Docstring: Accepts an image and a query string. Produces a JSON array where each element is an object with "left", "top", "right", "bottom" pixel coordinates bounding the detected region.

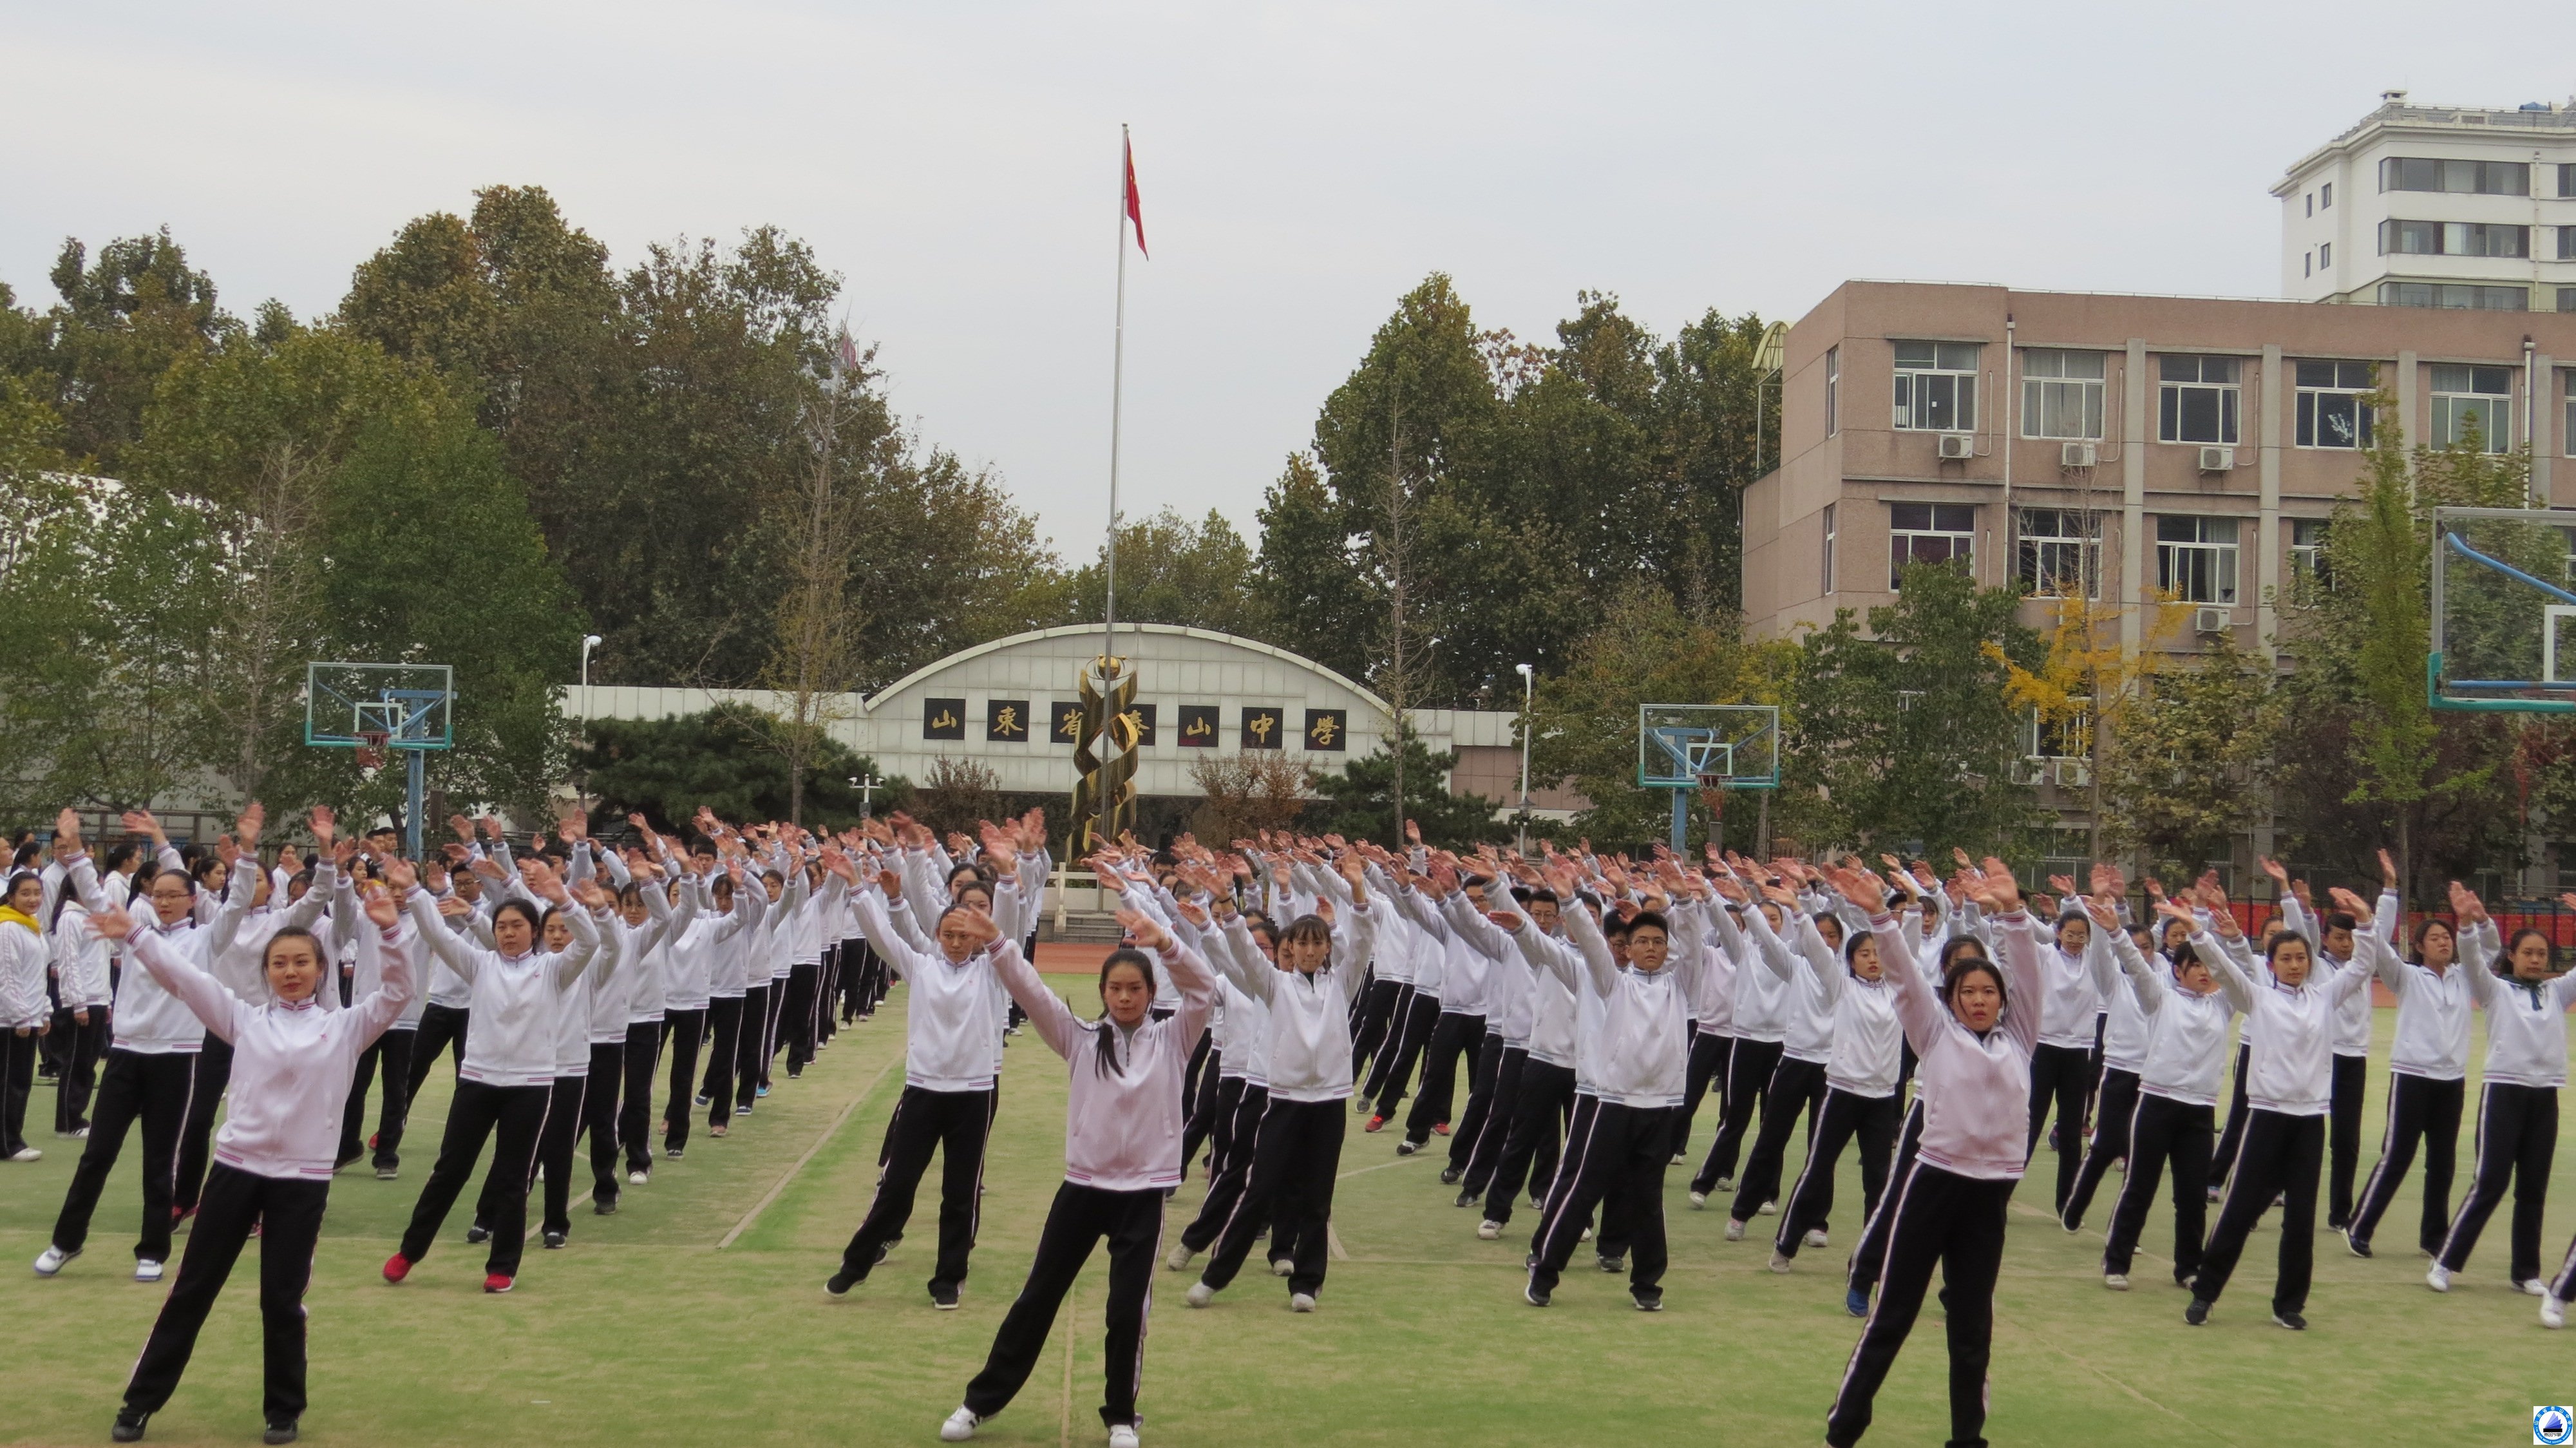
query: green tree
[
  {"left": 1059, "top": 506, "right": 1267, "bottom": 638},
  {"left": 1781, "top": 562, "right": 2043, "bottom": 858},
  {"left": 2095, "top": 633, "right": 2280, "bottom": 877},
  {"left": 575, "top": 704, "right": 901, "bottom": 832},
  {"left": 12, "top": 229, "right": 236, "bottom": 470},
  {"left": 1305, "top": 730, "right": 1500, "bottom": 848}
]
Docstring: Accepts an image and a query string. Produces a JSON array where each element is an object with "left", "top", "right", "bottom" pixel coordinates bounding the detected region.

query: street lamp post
[
  {"left": 1514, "top": 662, "right": 1534, "bottom": 853},
  {"left": 578, "top": 634, "right": 603, "bottom": 807},
  {"left": 850, "top": 773, "right": 884, "bottom": 819}
]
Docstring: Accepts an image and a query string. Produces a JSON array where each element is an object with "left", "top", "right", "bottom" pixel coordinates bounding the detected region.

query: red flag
[
  {"left": 835, "top": 325, "right": 860, "bottom": 374},
  {"left": 1123, "top": 131, "right": 1148, "bottom": 259}
]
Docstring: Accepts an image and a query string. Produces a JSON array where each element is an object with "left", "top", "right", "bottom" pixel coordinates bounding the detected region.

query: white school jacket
[
  {"left": 402, "top": 890, "right": 599, "bottom": 1087},
  {"left": 2375, "top": 934, "right": 2474, "bottom": 1082},
  {"left": 996, "top": 937, "right": 1215, "bottom": 1191},
  {"left": 2035, "top": 924, "right": 2107, "bottom": 1051},
  {"left": 1206, "top": 899, "right": 1378, "bottom": 1103},
  {"left": 1743, "top": 907, "right": 1834, "bottom": 1065},
  {"left": 1867, "top": 909, "right": 2044, "bottom": 1181},
  {"left": 66, "top": 853, "right": 204, "bottom": 1054},
  {"left": 2115, "top": 932, "right": 2233, "bottom": 1108},
  {"left": 0, "top": 911, "right": 46, "bottom": 1029},
  {"left": 2090, "top": 928, "right": 2153, "bottom": 1075},
  {"left": 1441, "top": 891, "right": 1528, "bottom": 1045},
  {"left": 1493, "top": 891, "right": 1578, "bottom": 1069},
  {"left": 127, "top": 920, "right": 412, "bottom": 1181},
  {"left": 1549, "top": 901, "right": 1694, "bottom": 1109},
  {"left": 1807, "top": 944, "right": 1902, "bottom": 1100},
  {"left": 48, "top": 901, "right": 113, "bottom": 1011},
  {"left": 848, "top": 886, "right": 1004, "bottom": 1093},
  {"left": 2192, "top": 922, "right": 2376, "bottom": 1117},
  {"left": 1209, "top": 920, "right": 1273, "bottom": 1087},
  {"left": 2456, "top": 920, "right": 2576, "bottom": 1088}
]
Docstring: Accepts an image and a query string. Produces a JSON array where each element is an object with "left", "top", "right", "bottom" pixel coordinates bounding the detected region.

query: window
[
  {"left": 1821, "top": 502, "right": 1836, "bottom": 593},
  {"left": 2378, "top": 281, "right": 2529, "bottom": 310},
  {"left": 2294, "top": 359, "right": 2376, "bottom": 448},
  {"left": 2020, "top": 349, "right": 2105, "bottom": 439},
  {"left": 2291, "top": 518, "right": 2331, "bottom": 595},
  {"left": 1888, "top": 502, "right": 1974, "bottom": 588},
  {"left": 2304, "top": 193, "right": 2313, "bottom": 217},
  {"left": 1824, "top": 347, "right": 1838, "bottom": 436},
  {"left": 2156, "top": 517, "right": 2240, "bottom": 604},
  {"left": 2380, "top": 157, "right": 2530, "bottom": 195},
  {"left": 2430, "top": 364, "right": 2514, "bottom": 453},
  {"left": 2157, "top": 356, "right": 2240, "bottom": 444},
  {"left": 2561, "top": 227, "right": 2576, "bottom": 261},
  {"left": 2322, "top": 181, "right": 2333, "bottom": 208},
  {"left": 2319, "top": 242, "right": 2331, "bottom": 267},
  {"left": 2304, "top": 251, "right": 2313, "bottom": 277},
  {"left": 2565, "top": 163, "right": 2576, "bottom": 198},
  {"left": 2561, "top": 526, "right": 2576, "bottom": 584},
  {"left": 1892, "top": 341, "right": 1978, "bottom": 431},
  {"left": 2016, "top": 508, "right": 2099, "bottom": 598},
  {"left": 2380, "top": 220, "right": 2529, "bottom": 257},
  {"left": 2018, "top": 704, "right": 2091, "bottom": 761},
  {"left": 2567, "top": 370, "right": 2576, "bottom": 459},
  {"left": 2562, "top": 287, "right": 2576, "bottom": 314}
]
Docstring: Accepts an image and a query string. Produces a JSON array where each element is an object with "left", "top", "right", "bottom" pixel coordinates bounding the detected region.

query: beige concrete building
[{"left": 1740, "top": 281, "right": 2576, "bottom": 856}]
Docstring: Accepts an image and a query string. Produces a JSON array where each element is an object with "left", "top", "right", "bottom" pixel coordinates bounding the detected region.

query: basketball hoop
[{"left": 355, "top": 730, "right": 390, "bottom": 770}]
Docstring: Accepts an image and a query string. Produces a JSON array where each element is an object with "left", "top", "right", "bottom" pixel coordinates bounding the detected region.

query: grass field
[{"left": 1, "top": 960, "right": 2568, "bottom": 1448}]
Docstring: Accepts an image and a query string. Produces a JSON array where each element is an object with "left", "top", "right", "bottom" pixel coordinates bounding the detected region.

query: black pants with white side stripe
[
  {"left": 1182, "top": 1051, "right": 1225, "bottom": 1170},
  {"left": 2327, "top": 1051, "right": 2365, "bottom": 1228},
  {"left": 402, "top": 1078, "right": 549, "bottom": 1277},
  {"left": 2023, "top": 1041, "right": 2089, "bottom": 1214},
  {"left": 1448, "top": 1031, "right": 1508, "bottom": 1174},
  {"left": 339, "top": 1027, "right": 413, "bottom": 1173},
  {"left": 732, "top": 984, "right": 771, "bottom": 1110},
  {"left": 701, "top": 996, "right": 746, "bottom": 1124},
  {"left": 1200, "top": 1096, "right": 1343, "bottom": 1297},
  {"left": 0, "top": 1024, "right": 37, "bottom": 1156},
  {"left": 782, "top": 962, "right": 821, "bottom": 1073},
  {"left": 2191, "top": 1107, "right": 2322, "bottom": 1316},
  {"left": 2101, "top": 1091, "right": 2212, "bottom": 1282},
  {"left": 1459, "top": 1044, "right": 1526, "bottom": 1193},
  {"left": 1482, "top": 1056, "right": 1571, "bottom": 1226},
  {"left": 964, "top": 1181, "right": 1163, "bottom": 1429},
  {"left": 660, "top": 1008, "right": 705, "bottom": 1152},
  {"left": 1347, "top": 978, "right": 1405, "bottom": 1086},
  {"left": 2351, "top": 1070, "right": 2463, "bottom": 1253},
  {"left": 1181, "top": 1081, "right": 1267, "bottom": 1253},
  {"left": 620, "top": 1020, "right": 662, "bottom": 1173},
  {"left": 1845, "top": 1095, "right": 1926, "bottom": 1296},
  {"left": 1777, "top": 1087, "right": 1898, "bottom": 1259},
  {"left": 405, "top": 1003, "right": 468, "bottom": 1099},
  {"left": 1367, "top": 990, "right": 1441, "bottom": 1120},
  {"left": 2061, "top": 1065, "right": 2141, "bottom": 1230},
  {"left": 1825, "top": 1162, "right": 2011, "bottom": 1448},
  {"left": 53, "top": 1047, "right": 193, "bottom": 1261},
  {"left": 1693, "top": 1036, "right": 1781, "bottom": 1194},
  {"left": 838, "top": 1084, "right": 994, "bottom": 1295},
  {"left": 2442, "top": 1080, "right": 2555, "bottom": 1283},
  {"left": 1730, "top": 1054, "right": 1826, "bottom": 1224},
  {"left": 1671, "top": 1031, "right": 1732, "bottom": 1161},
  {"left": 2211, "top": 1042, "right": 2252, "bottom": 1191},
  {"left": 1529, "top": 1099, "right": 1673, "bottom": 1302},
  {"left": 1402, "top": 1010, "right": 1484, "bottom": 1143},
  {"left": 581, "top": 1042, "right": 625, "bottom": 1203},
  {"left": 50, "top": 1004, "right": 108, "bottom": 1135},
  {"left": 174, "top": 1035, "right": 232, "bottom": 1212},
  {"left": 122, "top": 1163, "right": 329, "bottom": 1425}
]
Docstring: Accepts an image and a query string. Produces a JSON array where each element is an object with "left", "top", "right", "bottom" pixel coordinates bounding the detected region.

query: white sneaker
[
  {"left": 938, "top": 1407, "right": 980, "bottom": 1442},
  {"left": 1164, "top": 1243, "right": 1195, "bottom": 1272},
  {"left": 2520, "top": 1278, "right": 2550, "bottom": 1297},
  {"left": 1267, "top": 1258, "right": 1292, "bottom": 1277},
  {"left": 1477, "top": 1220, "right": 1501, "bottom": 1240},
  {"left": 1803, "top": 1228, "right": 1828, "bottom": 1249},
  {"left": 1688, "top": 1191, "right": 1707, "bottom": 1210},
  {"left": 2545, "top": 1293, "right": 2568, "bottom": 1330},
  {"left": 1579, "top": 1226, "right": 1592, "bottom": 1243},
  {"left": 1724, "top": 1220, "right": 1746, "bottom": 1242},
  {"left": 2426, "top": 1264, "right": 2452, "bottom": 1293},
  {"left": 2103, "top": 1273, "right": 2130, "bottom": 1291},
  {"left": 628, "top": 1170, "right": 648, "bottom": 1186},
  {"left": 5, "top": 1147, "right": 41, "bottom": 1163},
  {"left": 1714, "top": 1177, "right": 1734, "bottom": 1192},
  {"left": 134, "top": 1259, "right": 164, "bottom": 1284},
  {"left": 1767, "top": 1251, "right": 1794, "bottom": 1274},
  {"left": 1757, "top": 1199, "right": 1777, "bottom": 1216},
  {"left": 1184, "top": 1282, "right": 1215, "bottom": 1308},
  {"left": 33, "top": 1245, "right": 75, "bottom": 1277},
  {"left": 1108, "top": 1426, "right": 1140, "bottom": 1448},
  {"left": 1288, "top": 1292, "right": 1316, "bottom": 1313}
]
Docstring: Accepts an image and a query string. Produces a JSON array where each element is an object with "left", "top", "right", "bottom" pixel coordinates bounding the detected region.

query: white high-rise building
[{"left": 2275, "top": 90, "right": 2576, "bottom": 313}]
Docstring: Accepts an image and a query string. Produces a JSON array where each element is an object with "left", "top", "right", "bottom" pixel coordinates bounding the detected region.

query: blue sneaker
[{"left": 1844, "top": 1287, "right": 1870, "bottom": 1319}]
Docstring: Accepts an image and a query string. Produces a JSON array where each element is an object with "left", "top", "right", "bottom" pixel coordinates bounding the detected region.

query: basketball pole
[
  {"left": 405, "top": 748, "right": 425, "bottom": 861},
  {"left": 1669, "top": 788, "right": 1687, "bottom": 855}
]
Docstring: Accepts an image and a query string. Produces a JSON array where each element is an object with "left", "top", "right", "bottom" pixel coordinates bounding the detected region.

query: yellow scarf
[{"left": 0, "top": 906, "right": 39, "bottom": 935}]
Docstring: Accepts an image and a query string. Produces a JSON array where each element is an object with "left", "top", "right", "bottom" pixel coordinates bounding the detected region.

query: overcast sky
[{"left": 5, "top": 3, "right": 2568, "bottom": 556}]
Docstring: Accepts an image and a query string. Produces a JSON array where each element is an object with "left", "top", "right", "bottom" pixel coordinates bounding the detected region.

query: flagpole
[{"left": 1103, "top": 123, "right": 1128, "bottom": 669}]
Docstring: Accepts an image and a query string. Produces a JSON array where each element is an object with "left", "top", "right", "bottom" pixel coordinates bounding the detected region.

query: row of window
[
  {"left": 1851, "top": 342, "right": 2528, "bottom": 452},
  {"left": 2376, "top": 281, "right": 2543, "bottom": 312},
  {"left": 2376, "top": 220, "right": 2576, "bottom": 259},
  {"left": 2377, "top": 157, "right": 2576, "bottom": 197},
  {"left": 1818, "top": 501, "right": 2340, "bottom": 605}
]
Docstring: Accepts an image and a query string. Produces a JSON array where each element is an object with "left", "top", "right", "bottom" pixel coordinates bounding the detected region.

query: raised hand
[
  {"left": 380, "top": 857, "right": 419, "bottom": 894},
  {"left": 2378, "top": 849, "right": 2399, "bottom": 890},
  {"left": 55, "top": 807, "right": 82, "bottom": 852},
  {"left": 1114, "top": 906, "right": 1170, "bottom": 952},
  {"left": 450, "top": 814, "right": 475, "bottom": 844},
  {"left": 363, "top": 884, "right": 402, "bottom": 931},
  {"left": 1821, "top": 863, "right": 1885, "bottom": 915},
  {"left": 1975, "top": 857, "right": 2023, "bottom": 914},
  {"left": 88, "top": 905, "right": 137, "bottom": 940},
  {"left": 236, "top": 801, "right": 266, "bottom": 846}
]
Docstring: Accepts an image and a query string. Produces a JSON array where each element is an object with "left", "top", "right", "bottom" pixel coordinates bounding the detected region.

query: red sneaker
[
  {"left": 1431, "top": 1123, "right": 1452, "bottom": 1136},
  {"left": 367, "top": 1132, "right": 380, "bottom": 1150},
  {"left": 381, "top": 1253, "right": 412, "bottom": 1284},
  {"left": 483, "top": 1273, "right": 514, "bottom": 1293},
  {"left": 1365, "top": 1115, "right": 1387, "bottom": 1134},
  {"left": 171, "top": 1205, "right": 196, "bottom": 1226}
]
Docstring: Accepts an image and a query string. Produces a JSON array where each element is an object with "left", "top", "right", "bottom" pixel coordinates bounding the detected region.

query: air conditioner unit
[
  {"left": 2060, "top": 441, "right": 2098, "bottom": 468},
  {"left": 2197, "top": 445, "right": 2235, "bottom": 472},
  {"left": 2193, "top": 605, "right": 2231, "bottom": 634},
  {"left": 1937, "top": 433, "right": 1976, "bottom": 461},
  {"left": 2051, "top": 759, "right": 2092, "bottom": 788}
]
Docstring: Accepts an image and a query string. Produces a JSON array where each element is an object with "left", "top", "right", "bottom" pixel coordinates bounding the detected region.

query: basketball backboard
[
  {"left": 305, "top": 662, "right": 456, "bottom": 749},
  {"left": 1638, "top": 703, "right": 1780, "bottom": 790},
  {"left": 2429, "top": 507, "right": 2576, "bottom": 715}
]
